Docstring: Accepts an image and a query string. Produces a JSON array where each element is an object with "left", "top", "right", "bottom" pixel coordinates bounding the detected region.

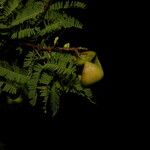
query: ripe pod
[{"left": 81, "top": 61, "right": 104, "bottom": 86}]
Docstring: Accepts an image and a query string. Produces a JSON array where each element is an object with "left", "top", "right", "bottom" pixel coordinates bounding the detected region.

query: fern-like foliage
[
  {"left": 24, "top": 51, "right": 93, "bottom": 115},
  {"left": 0, "top": 0, "right": 95, "bottom": 116},
  {"left": 0, "top": 50, "right": 93, "bottom": 115},
  {"left": 0, "top": 0, "right": 6, "bottom": 6},
  {"left": 50, "top": 1, "right": 86, "bottom": 10},
  {"left": 3, "top": 0, "right": 20, "bottom": 18},
  {"left": 0, "top": 61, "right": 28, "bottom": 95},
  {"left": 0, "top": 0, "right": 86, "bottom": 39},
  {"left": 11, "top": 1, "right": 44, "bottom": 26}
]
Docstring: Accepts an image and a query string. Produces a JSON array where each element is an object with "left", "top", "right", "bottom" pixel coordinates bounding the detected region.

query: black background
[{"left": 0, "top": 0, "right": 113, "bottom": 149}]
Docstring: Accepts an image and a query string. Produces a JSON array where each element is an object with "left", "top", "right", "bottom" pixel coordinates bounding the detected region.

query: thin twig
[{"left": 24, "top": 43, "right": 88, "bottom": 52}]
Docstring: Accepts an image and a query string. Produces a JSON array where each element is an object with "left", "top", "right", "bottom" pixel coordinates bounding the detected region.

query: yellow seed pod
[
  {"left": 81, "top": 61, "right": 104, "bottom": 86},
  {"left": 76, "top": 51, "right": 96, "bottom": 65}
]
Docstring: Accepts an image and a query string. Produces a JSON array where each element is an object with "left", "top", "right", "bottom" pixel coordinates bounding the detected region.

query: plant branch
[{"left": 23, "top": 43, "right": 88, "bottom": 52}]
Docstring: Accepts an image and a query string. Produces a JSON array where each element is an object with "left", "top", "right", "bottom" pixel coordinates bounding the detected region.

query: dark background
[{"left": 0, "top": 0, "right": 113, "bottom": 149}]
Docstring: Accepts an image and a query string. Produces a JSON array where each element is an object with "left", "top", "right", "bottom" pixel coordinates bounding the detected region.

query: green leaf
[
  {"left": 0, "top": 65, "right": 28, "bottom": 85},
  {"left": 11, "top": 2, "right": 44, "bottom": 26},
  {"left": 0, "top": 23, "right": 8, "bottom": 29},
  {"left": 11, "top": 27, "right": 40, "bottom": 39},
  {"left": 3, "top": 0, "right": 20, "bottom": 17},
  {"left": 50, "top": 1, "right": 86, "bottom": 10},
  {"left": 2, "top": 83, "right": 17, "bottom": 94},
  {"left": 41, "top": 12, "right": 83, "bottom": 36},
  {"left": 29, "top": 92, "right": 37, "bottom": 106},
  {"left": 39, "top": 73, "right": 53, "bottom": 85},
  {"left": 0, "top": 0, "right": 6, "bottom": 6},
  {"left": 0, "top": 81, "right": 3, "bottom": 88},
  {"left": 50, "top": 84, "right": 60, "bottom": 116}
]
